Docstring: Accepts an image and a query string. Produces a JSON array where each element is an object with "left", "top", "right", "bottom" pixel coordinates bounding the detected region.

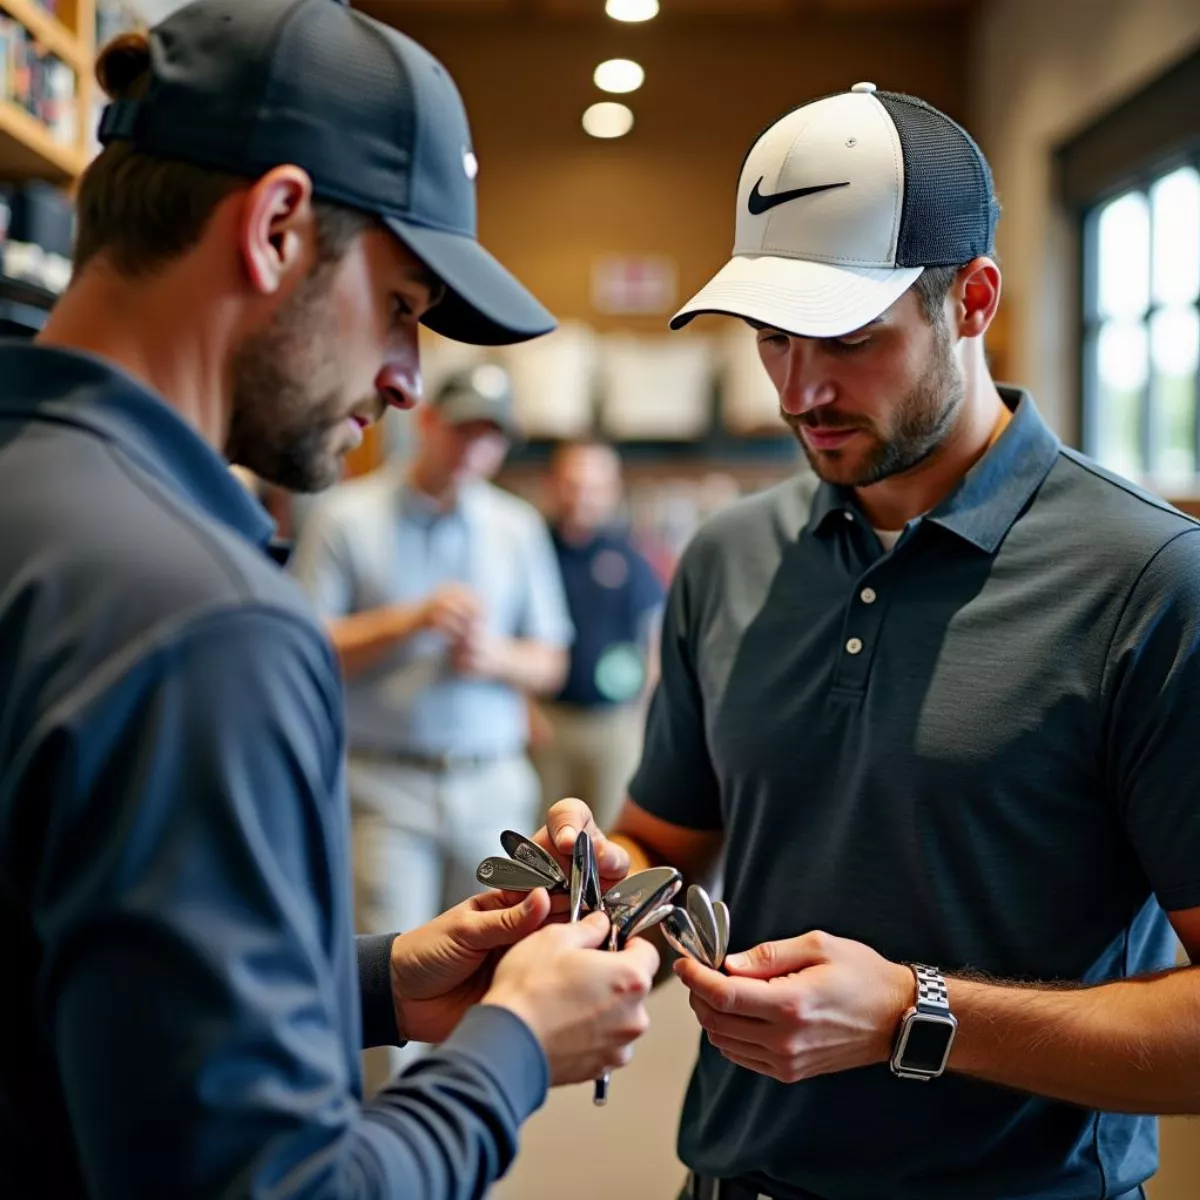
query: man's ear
[
  {"left": 238, "top": 166, "right": 317, "bottom": 296},
  {"left": 954, "top": 257, "right": 1002, "bottom": 340}
]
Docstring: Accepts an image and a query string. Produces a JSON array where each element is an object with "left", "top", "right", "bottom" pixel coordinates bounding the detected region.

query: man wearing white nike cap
[{"left": 558, "top": 82, "right": 1200, "bottom": 1199}]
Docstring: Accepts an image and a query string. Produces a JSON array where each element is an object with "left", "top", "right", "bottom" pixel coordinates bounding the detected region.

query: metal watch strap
[{"left": 910, "top": 963, "right": 951, "bottom": 1014}]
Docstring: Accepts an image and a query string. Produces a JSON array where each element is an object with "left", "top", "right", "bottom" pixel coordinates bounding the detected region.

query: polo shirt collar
[
  {"left": 396, "top": 472, "right": 481, "bottom": 527},
  {"left": 806, "top": 388, "right": 1060, "bottom": 554},
  {"left": 0, "top": 342, "right": 277, "bottom": 552}
]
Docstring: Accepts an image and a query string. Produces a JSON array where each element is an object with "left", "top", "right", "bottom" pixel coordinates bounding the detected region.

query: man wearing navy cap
[
  {"left": 547, "top": 83, "right": 1200, "bottom": 1198},
  {"left": 0, "top": 2, "right": 656, "bottom": 1197}
]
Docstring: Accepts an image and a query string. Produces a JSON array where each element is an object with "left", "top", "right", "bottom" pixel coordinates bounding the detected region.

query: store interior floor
[{"left": 495, "top": 977, "right": 696, "bottom": 1200}]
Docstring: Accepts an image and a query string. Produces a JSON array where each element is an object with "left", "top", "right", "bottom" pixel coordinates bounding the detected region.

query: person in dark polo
[{"left": 544, "top": 82, "right": 1200, "bottom": 1200}]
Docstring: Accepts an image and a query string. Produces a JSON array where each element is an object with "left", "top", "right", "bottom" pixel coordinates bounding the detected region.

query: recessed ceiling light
[
  {"left": 583, "top": 101, "right": 635, "bottom": 139},
  {"left": 605, "top": 0, "right": 659, "bottom": 23},
  {"left": 594, "top": 59, "right": 645, "bottom": 94}
]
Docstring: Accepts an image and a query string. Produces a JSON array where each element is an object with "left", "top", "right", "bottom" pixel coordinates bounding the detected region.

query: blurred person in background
[
  {"left": 291, "top": 364, "right": 572, "bottom": 1079},
  {"left": 533, "top": 439, "right": 665, "bottom": 829}
]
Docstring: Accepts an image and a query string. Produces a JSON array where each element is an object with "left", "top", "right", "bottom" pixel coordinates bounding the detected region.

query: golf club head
[
  {"left": 687, "top": 885, "right": 721, "bottom": 968},
  {"left": 602, "top": 867, "right": 682, "bottom": 921},
  {"left": 500, "top": 829, "right": 566, "bottom": 887},
  {"left": 662, "top": 906, "right": 714, "bottom": 968},
  {"left": 621, "top": 901, "right": 676, "bottom": 948},
  {"left": 713, "top": 900, "right": 731, "bottom": 968},
  {"left": 476, "top": 856, "right": 561, "bottom": 892},
  {"left": 569, "top": 831, "right": 592, "bottom": 923}
]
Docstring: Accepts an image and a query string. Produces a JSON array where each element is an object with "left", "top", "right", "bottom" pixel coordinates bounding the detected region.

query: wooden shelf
[
  {"left": 0, "top": 98, "right": 85, "bottom": 180},
  {"left": 0, "top": 0, "right": 88, "bottom": 71}
]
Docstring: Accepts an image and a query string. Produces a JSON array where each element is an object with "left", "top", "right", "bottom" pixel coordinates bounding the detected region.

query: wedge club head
[
  {"left": 476, "top": 856, "right": 561, "bottom": 892},
  {"left": 500, "top": 829, "right": 566, "bottom": 887}
]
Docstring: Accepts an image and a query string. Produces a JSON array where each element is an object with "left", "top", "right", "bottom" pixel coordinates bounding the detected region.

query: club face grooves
[{"left": 500, "top": 829, "right": 566, "bottom": 886}]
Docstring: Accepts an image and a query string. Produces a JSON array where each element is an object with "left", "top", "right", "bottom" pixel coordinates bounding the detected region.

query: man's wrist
[{"left": 883, "top": 960, "right": 918, "bottom": 1056}]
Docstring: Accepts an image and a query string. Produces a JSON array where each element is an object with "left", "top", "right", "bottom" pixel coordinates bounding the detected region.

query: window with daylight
[
  {"left": 1083, "top": 164, "right": 1200, "bottom": 486},
  {"left": 1056, "top": 46, "right": 1200, "bottom": 490}
]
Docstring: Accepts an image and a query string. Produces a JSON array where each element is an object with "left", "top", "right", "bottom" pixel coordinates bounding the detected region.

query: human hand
[
  {"left": 675, "top": 930, "right": 914, "bottom": 1084},
  {"left": 449, "top": 621, "right": 509, "bottom": 680},
  {"left": 391, "top": 889, "right": 552, "bottom": 1045},
  {"left": 419, "top": 584, "right": 484, "bottom": 642},
  {"left": 483, "top": 911, "right": 659, "bottom": 1085},
  {"left": 534, "top": 797, "right": 631, "bottom": 904}
]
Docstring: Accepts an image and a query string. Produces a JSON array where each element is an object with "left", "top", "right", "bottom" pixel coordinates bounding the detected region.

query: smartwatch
[{"left": 890, "top": 963, "right": 957, "bottom": 1081}]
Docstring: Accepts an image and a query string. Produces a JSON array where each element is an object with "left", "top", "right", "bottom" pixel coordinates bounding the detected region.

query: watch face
[{"left": 899, "top": 1015, "right": 956, "bottom": 1074}]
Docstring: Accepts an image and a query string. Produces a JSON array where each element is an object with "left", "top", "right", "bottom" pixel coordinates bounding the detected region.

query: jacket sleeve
[{"left": 30, "top": 606, "right": 547, "bottom": 1199}]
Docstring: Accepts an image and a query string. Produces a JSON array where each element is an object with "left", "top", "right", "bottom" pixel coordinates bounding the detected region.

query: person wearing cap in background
[
  {"left": 542, "top": 82, "right": 1200, "bottom": 1199},
  {"left": 532, "top": 439, "right": 665, "bottom": 831},
  {"left": 290, "top": 360, "right": 573, "bottom": 1083},
  {"left": 0, "top": 2, "right": 657, "bottom": 1197}
]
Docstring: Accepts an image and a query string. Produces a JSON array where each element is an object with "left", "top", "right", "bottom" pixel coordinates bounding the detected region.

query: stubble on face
[
  {"left": 785, "top": 316, "right": 965, "bottom": 488},
  {"left": 226, "top": 262, "right": 376, "bottom": 494}
]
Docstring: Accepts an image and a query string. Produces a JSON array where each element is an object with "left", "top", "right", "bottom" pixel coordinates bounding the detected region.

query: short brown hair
[
  {"left": 74, "top": 33, "right": 376, "bottom": 277},
  {"left": 910, "top": 265, "right": 964, "bottom": 325}
]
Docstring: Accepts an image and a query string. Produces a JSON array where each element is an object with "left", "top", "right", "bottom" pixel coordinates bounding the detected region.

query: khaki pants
[
  {"left": 532, "top": 702, "right": 645, "bottom": 831},
  {"left": 348, "top": 750, "right": 541, "bottom": 1095}
]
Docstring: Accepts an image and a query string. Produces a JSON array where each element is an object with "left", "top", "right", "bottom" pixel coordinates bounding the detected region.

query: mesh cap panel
[{"left": 878, "top": 92, "right": 1000, "bottom": 268}]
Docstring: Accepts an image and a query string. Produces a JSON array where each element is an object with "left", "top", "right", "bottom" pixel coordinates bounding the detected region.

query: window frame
[
  {"left": 1055, "top": 45, "right": 1200, "bottom": 478},
  {"left": 1080, "top": 156, "right": 1200, "bottom": 482}
]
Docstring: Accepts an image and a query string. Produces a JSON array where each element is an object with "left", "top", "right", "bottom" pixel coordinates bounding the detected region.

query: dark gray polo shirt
[
  {"left": 0, "top": 343, "right": 547, "bottom": 1199},
  {"left": 632, "top": 389, "right": 1200, "bottom": 1200}
]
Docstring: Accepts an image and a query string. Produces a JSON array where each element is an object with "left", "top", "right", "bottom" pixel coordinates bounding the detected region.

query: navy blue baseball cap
[{"left": 96, "top": 0, "right": 556, "bottom": 347}]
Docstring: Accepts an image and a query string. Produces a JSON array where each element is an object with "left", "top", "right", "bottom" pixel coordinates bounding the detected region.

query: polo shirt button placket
[{"left": 836, "top": 573, "right": 886, "bottom": 690}]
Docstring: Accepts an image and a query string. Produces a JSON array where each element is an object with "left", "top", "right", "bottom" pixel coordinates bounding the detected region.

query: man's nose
[
  {"left": 376, "top": 361, "right": 420, "bottom": 411},
  {"left": 777, "top": 343, "right": 836, "bottom": 417}
]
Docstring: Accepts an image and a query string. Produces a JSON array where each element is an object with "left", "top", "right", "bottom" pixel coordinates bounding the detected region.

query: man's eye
[
  {"left": 390, "top": 295, "right": 415, "bottom": 324},
  {"left": 757, "top": 332, "right": 789, "bottom": 349},
  {"left": 831, "top": 337, "right": 872, "bottom": 354}
]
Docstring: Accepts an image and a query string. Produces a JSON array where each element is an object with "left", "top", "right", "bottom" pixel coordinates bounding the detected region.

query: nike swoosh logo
[{"left": 748, "top": 178, "right": 850, "bottom": 215}]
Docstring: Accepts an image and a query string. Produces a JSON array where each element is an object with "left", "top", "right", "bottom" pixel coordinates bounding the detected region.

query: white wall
[{"left": 970, "top": 0, "right": 1200, "bottom": 441}]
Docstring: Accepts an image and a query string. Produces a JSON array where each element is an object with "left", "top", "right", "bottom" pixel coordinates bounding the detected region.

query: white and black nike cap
[{"left": 671, "top": 82, "right": 1000, "bottom": 338}]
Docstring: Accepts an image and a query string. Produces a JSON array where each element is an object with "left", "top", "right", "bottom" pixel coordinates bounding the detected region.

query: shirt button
[
  {"left": 846, "top": 637, "right": 864, "bottom": 655},
  {"left": 843, "top": 512, "right": 854, "bottom": 522},
  {"left": 860, "top": 587, "right": 877, "bottom": 605}
]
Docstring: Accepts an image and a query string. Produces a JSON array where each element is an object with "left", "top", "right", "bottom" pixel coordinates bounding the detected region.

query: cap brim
[
  {"left": 437, "top": 393, "right": 522, "bottom": 440},
  {"left": 385, "top": 217, "right": 556, "bottom": 347},
  {"left": 670, "top": 255, "right": 923, "bottom": 338}
]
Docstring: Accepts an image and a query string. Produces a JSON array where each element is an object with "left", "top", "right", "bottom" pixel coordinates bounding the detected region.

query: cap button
[{"left": 851, "top": 82, "right": 877, "bottom": 94}]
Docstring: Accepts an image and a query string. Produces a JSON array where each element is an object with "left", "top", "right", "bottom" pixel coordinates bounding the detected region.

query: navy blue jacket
[{"left": 0, "top": 344, "right": 547, "bottom": 1199}]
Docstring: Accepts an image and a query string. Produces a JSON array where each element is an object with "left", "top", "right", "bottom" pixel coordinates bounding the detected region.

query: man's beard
[
  {"left": 785, "top": 319, "right": 965, "bottom": 488},
  {"left": 226, "top": 265, "right": 372, "bottom": 494}
]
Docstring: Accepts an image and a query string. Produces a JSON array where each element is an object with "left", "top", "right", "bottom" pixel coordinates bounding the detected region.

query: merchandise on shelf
[{"left": 0, "top": 15, "right": 77, "bottom": 145}]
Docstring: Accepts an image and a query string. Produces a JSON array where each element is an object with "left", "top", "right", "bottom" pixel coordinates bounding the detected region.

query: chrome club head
[
  {"left": 476, "top": 856, "right": 562, "bottom": 892},
  {"left": 569, "top": 831, "right": 594, "bottom": 923},
  {"left": 687, "top": 885, "right": 721, "bottom": 969},
  {"left": 662, "top": 906, "right": 714, "bottom": 968},
  {"left": 625, "top": 901, "right": 675, "bottom": 944},
  {"left": 601, "top": 867, "right": 682, "bottom": 922},
  {"left": 611, "top": 880, "right": 682, "bottom": 950},
  {"left": 500, "top": 829, "right": 566, "bottom": 887},
  {"left": 713, "top": 900, "right": 731, "bottom": 968}
]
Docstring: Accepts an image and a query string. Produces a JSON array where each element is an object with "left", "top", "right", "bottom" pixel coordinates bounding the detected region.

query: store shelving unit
[{"left": 0, "top": 0, "right": 95, "bottom": 182}]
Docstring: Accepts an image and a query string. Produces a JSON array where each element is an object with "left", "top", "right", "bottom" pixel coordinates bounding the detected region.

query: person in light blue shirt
[{"left": 292, "top": 366, "right": 574, "bottom": 1081}]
